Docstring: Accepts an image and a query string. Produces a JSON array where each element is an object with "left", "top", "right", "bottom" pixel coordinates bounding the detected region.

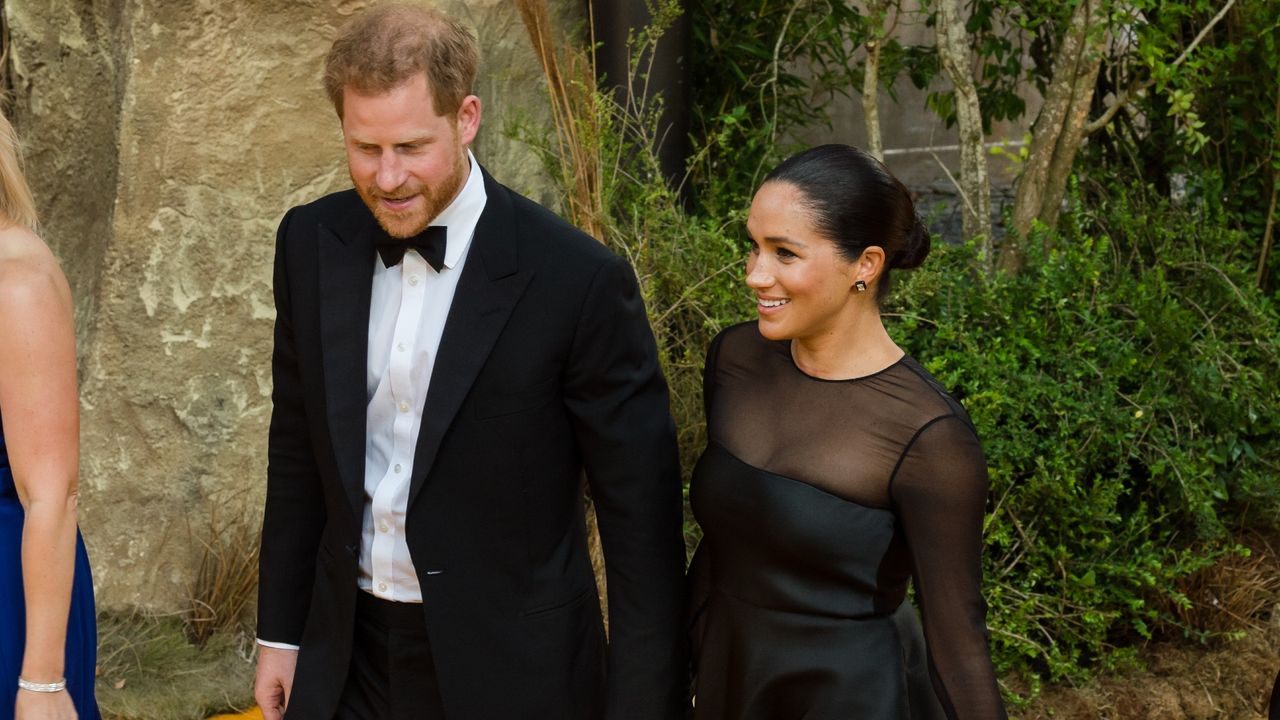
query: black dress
[{"left": 688, "top": 323, "right": 1006, "bottom": 720}]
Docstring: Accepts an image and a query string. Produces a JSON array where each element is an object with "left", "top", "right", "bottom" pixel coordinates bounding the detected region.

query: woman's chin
[{"left": 755, "top": 317, "right": 792, "bottom": 341}]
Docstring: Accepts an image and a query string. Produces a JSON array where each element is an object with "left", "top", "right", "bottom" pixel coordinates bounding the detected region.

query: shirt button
[
  {"left": 378, "top": 582, "right": 387, "bottom": 592},
  {"left": 399, "top": 401, "right": 409, "bottom": 413},
  {"left": 393, "top": 463, "right": 402, "bottom": 473},
  {"left": 397, "top": 342, "right": 407, "bottom": 352},
  {"left": 378, "top": 522, "right": 389, "bottom": 533},
  {"left": 407, "top": 275, "right": 419, "bottom": 286}
]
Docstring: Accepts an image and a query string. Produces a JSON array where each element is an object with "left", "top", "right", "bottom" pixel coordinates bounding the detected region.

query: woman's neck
[{"left": 790, "top": 311, "right": 903, "bottom": 380}]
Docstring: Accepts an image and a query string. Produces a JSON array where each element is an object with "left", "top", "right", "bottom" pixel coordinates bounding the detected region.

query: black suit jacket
[{"left": 257, "top": 169, "right": 687, "bottom": 719}]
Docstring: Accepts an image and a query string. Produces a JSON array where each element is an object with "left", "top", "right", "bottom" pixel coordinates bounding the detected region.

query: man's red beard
[{"left": 357, "top": 152, "right": 467, "bottom": 238}]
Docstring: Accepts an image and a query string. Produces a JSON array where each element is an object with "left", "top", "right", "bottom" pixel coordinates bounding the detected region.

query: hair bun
[{"left": 892, "top": 214, "right": 931, "bottom": 270}]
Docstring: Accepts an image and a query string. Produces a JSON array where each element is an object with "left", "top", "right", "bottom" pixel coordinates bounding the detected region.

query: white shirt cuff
[{"left": 256, "top": 638, "right": 301, "bottom": 651}]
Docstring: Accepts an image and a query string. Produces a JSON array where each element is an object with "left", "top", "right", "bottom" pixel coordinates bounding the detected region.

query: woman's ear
[{"left": 855, "top": 246, "right": 886, "bottom": 292}]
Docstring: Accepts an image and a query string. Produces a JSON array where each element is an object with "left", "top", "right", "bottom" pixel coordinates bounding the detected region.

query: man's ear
[{"left": 456, "top": 95, "right": 482, "bottom": 146}]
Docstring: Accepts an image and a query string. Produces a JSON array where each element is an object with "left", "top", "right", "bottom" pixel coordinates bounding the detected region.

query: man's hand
[{"left": 255, "top": 645, "right": 299, "bottom": 720}]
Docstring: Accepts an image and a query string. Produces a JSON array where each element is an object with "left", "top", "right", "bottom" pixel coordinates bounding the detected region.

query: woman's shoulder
[
  {"left": 711, "top": 321, "right": 771, "bottom": 353},
  {"left": 0, "top": 226, "right": 70, "bottom": 310},
  {"left": 893, "top": 355, "right": 977, "bottom": 430},
  {"left": 706, "top": 321, "right": 779, "bottom": 370}
]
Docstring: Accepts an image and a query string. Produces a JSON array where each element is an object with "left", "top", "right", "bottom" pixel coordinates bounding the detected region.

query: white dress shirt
[
  {"left": 258, "top": 154, "right": 486, "bottom": 649},
  {"left": 359, "top": 151, "right": 486, "bottom": 602}
]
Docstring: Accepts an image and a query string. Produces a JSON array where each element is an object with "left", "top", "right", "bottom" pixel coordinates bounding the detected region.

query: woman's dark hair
[{"left": 762, "top": 144, "right": 930, "bottom": 301}]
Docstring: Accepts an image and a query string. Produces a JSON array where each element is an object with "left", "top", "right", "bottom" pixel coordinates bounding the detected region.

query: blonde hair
[
  {"left": 0, "top": 110, "right": 39, "bottom": 232},
  {"left": 323, "top": 3, "right": 480, "bottom": 119}
]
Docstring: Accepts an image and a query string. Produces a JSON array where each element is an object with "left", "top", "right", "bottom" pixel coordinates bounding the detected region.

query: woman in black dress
[{"left": 688, "top": 144, "right": 1006, "bottom": 719}]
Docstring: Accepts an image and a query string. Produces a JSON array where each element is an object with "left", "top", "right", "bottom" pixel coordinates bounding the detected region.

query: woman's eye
[{"left": 776, "top": 247, "right": 797, "bottom": 259}]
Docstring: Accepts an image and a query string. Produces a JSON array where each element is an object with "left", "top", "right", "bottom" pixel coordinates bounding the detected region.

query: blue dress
[{"left": 0, "top": 414, "right": 99, "bottom": 719}]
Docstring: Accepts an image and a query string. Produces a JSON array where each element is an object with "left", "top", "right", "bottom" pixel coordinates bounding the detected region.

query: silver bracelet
[{"left": 17, "top": 677, "right": 67, "bottom": 693}]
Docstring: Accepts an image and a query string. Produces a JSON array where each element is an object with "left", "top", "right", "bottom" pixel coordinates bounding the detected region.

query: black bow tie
[{"left": 375, "top": 225, "right": 447, "bottom": 271}]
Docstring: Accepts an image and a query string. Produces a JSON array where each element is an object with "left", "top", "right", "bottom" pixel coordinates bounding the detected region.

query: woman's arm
[
  {"left": 0, "top": 238, "right": 80, "bottom": 693},
  {"left": 890, "top": 414, "right": 1007, "bottom": 720}
]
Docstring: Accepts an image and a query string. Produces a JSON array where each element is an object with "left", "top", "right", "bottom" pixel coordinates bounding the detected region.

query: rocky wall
[{"left": 5, "top": 0, "right": 569, "bottom": 611}]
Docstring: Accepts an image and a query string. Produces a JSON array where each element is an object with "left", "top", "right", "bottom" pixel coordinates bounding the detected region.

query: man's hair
[{"left": 323, "top": 3, "right": 479, "bottom": 118}]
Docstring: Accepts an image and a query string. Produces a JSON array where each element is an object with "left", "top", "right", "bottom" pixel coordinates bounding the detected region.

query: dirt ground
[
  {"left": 1016, "top": 619, "right": 1279, "bottom": 719},
  {"left": 1017, "top": 532, "right": 1280, "bottom": 720}
]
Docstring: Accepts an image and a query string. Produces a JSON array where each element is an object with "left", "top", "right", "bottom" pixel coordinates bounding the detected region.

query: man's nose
[{"left": 376, "top": 152, "right": 407, "bottom": 192}]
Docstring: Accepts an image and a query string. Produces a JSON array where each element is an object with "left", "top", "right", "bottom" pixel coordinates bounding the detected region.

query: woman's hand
[{"left": 15, "top": 689, "right": 78, "bottom": 720}]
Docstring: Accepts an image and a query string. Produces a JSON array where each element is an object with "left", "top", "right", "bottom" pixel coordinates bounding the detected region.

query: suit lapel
[
  {"left": 318, "top": 216, "right": 376, "bottom": 526},
  {"left": 408, "top": 172, "right": 531, "bottom": 508}
]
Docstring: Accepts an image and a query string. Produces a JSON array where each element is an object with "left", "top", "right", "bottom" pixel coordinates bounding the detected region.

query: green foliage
[
  {"left": 917, "top": 0, "right": 1045, "bottom": 132},
  {"left": 888, "top": 179, "right": 1280, "bottom": 685},
  {"left": 913, "top": 0, "right": 1280, "bottom": 284},
  {"left": 521, "top": 0, "right": 1280, "bottom": 696},
  {"left": 686, "top": 0, "right": 868, "bottom": 215},
  {"left": 1088, "top": 0, "right": 1280, "bottom": 286}
]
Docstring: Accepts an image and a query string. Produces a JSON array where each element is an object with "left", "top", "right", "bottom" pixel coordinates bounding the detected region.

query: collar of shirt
[{"left": 429, "top": 149, "right": 487, "bottom": 271}]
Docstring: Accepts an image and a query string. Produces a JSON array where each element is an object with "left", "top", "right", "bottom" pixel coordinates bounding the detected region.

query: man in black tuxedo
[{"left": 253, "top": 5, "right": 687, "bottom": 719}]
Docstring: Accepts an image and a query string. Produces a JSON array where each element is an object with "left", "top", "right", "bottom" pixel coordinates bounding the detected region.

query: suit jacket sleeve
[
  {"left": 257, "top": 207, "right": 327, "bottom": 645},
  {"left": 562, "top": 253, "right": 688, "bottom": 720}
]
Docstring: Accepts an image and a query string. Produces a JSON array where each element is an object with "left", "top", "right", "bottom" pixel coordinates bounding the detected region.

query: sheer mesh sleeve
[{"left": 891, "top": 415, "right": 1007, "bottom": 720}]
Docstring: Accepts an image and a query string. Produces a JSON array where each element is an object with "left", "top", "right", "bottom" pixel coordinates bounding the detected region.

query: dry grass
[
  {"left": 96, "top": 611, "right": 255, "bottom": 720},
  {"left": 518, "top": 0, "right": 616, "bottom": 626},
  {"left": 1013, "top": 614, "right": 1280, "bottom": 719},
  {"left": 515, "top": 0, "right": 605, "bottom": 240},
  {"left": 92, "top": 495, "right": 262, "bottom": 719},
  {"left": 1156, "top": 532, "right": 1280, "bottom": 638},
  {"left": 184, "top": 491, "right": 261, "bottom": 646},
  {"left": 1014, "top": 533, "right": 1280, "bottom": 719}
]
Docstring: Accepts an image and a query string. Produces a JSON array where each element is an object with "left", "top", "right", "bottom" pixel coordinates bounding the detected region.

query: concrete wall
[
  {"left": 5, "top": 0, "right": 569, "bottom": 611},
  {"left": 789, "top": 5, "right": 1041, "bottom": 242}
]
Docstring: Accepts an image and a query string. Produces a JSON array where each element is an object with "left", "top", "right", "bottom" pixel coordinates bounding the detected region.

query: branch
[
  {"left": 1084, "top": 78, "right": 1150, "bottom": 135},
  {"left": 763, "top": 0, "right": 803, "bottom": 143},
  {"left": 1170, "top": 0, "right": 1237, "bottom": 70},
  {"left": 1085, "top": 0, "right": 1236, "bottom": 136},
  {"left": 929, "top": 150, "right": 978, "bottom": 220}
]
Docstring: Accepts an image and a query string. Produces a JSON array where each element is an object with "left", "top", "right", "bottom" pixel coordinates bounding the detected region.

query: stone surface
[
  {"left": 6, "top": 0, "right": 569, "bottom": 610},
  {"left": 6, "top": 0, "right": 125, "bottom": 350}
]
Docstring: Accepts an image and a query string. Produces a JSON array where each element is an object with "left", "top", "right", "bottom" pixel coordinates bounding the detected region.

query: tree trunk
[
  {"left": 1005, "top": 0, "right": 1107, "bottom": 272},
  {"left": 1039, "top": 51, "right": 1103, "bottom": 235},
  {"left": 862, "top": 0, "right": 892, "bottom": 161},
  {"left": 863, "top": 37, "right": 884, "bottom": 161},
  {"left": 934, "top": 0, "right": 993, "bottom": 266}
]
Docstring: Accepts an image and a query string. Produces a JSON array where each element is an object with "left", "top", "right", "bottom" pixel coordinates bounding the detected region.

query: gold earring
[{"left": 855, "top": 280, "right": 867, "bottom": 293}]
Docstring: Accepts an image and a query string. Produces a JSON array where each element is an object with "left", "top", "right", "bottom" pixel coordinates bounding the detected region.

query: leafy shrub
[
  {"left": 888, "top": 179, "right": 1280, "bottom": 685},
  {"left": 686, "top": 0, "right": 867, "bottom": 216},
  {"left": 516, "top": 0, "right": 1279, "bottom": 695}
]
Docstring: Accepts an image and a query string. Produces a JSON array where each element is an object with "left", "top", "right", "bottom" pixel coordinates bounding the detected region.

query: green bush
[
  {"left": 516, "top": 1, "right": 1279, "bottom": 695},
  {"left": 888, "top": 180, "right": 1280, "bottom": 685}
]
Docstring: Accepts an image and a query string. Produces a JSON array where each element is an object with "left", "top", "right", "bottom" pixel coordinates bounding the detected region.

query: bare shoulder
[{"left": 0, "top": 225, "right": 71, "bottom": 312}]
